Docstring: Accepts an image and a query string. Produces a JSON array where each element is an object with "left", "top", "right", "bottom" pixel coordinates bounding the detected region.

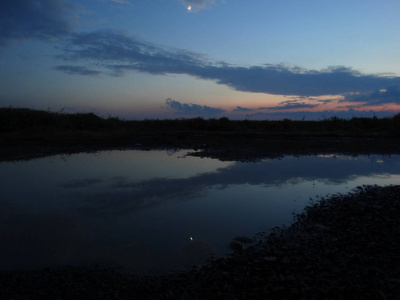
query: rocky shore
[{"left": 1, "top": 185, "right": 399, "bottom": 299}]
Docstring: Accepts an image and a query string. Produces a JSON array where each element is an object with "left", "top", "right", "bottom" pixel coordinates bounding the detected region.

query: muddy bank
[
  {"left": 1, "top": 185, "right": 399, "bottom": 299},
  {"left": 1, "top": 131, "right": 400, "bottom": 162}
]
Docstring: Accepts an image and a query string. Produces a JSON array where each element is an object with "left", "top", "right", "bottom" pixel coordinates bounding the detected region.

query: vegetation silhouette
[{"left": 2, "top": 107, "right": 400, "bottom": 136}]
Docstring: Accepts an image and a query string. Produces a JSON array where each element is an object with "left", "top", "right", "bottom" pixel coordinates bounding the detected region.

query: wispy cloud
[
  {"left": 165, "top": 98, "right": 225, "bottom": 116},
  {"left": 341, "top": 85, "right": 400, "bottom": 106},
  {"left": 0, "top": 0, "right": 75, "bottom": 47},
  {"left": 233, "top": 106, "right": 251, "bottom": 112},
  {"left": 56, "top": 30, "right": 207, "bottom": 76},
  {"left": 269, "top": 100, "right": 319, "bottom": 110},
  {"left": 111, "top": 0, "right": 131, "bottom": 4},
  {"left": 55, "top": 30, "right": 400, "bottom": 101},
  {"left": 318, "top": 99, "right": 335, "bottom": 105},
  {"left": 54, "top": 65, "right": 101, "bottom": 76}
]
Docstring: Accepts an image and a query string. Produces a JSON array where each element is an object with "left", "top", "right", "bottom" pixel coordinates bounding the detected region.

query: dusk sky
[{"left": 1, "top": 0, "right": 400, "bottom": 120}]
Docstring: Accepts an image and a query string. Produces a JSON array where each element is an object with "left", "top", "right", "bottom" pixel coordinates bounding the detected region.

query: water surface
[{"left": 1, "top": 150, "right": 399, "bottom": 274}]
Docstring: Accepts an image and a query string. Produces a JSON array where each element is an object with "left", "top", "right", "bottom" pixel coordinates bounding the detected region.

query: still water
[{"left": 1, "top": 150, "right": 399, "bottom": 274}]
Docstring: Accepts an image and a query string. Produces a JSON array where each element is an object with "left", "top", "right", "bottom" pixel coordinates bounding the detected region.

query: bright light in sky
[{"left": 1, "top": 0, "right": 400, "bottom": 120}]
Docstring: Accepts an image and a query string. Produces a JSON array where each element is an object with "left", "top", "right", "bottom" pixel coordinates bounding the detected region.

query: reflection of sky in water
[{"left": 1, "top": 151, "right": 399, "bottom": 274}]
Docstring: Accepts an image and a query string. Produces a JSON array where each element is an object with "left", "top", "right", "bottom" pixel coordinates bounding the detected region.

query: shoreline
[
  {"left": 2, "top": 107, "right": 400, "bottom": 162},
  {"left": 1, "top": 131, "right": 400, "bottom": 162},
  {"left": 1, "top": 185, "right": 399, "bottom": 299}
]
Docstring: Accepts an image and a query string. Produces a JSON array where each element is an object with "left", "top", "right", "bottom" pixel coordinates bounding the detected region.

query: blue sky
[{"left": 1, "top": 0, "right": 400, "bottom": 120}]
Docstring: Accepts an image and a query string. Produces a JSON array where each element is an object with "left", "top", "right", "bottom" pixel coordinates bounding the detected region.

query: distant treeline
[{"left": 1, "top": 107, "right": 400, "bottom": 136}]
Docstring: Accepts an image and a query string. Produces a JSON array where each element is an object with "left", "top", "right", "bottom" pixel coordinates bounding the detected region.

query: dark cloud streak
[
  {"left": 55, "top": 30, "right": 400, "bottom": 98},
  {"left": 269, "top": 100, "right": 319, "bottom": 110},
  {"left": 233, "top": 106, "right": 252, "bottom": 112},
  {"left": 165, "top": 98, "right": 225, "bottom": 116}
]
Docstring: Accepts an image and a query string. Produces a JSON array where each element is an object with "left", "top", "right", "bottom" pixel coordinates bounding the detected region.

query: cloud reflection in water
[
  {"left": 1, "top": 151, "right": 400, "bottom": 273},
  {"left": 60, "top": 154, "right": 400, "bottom": 218}
]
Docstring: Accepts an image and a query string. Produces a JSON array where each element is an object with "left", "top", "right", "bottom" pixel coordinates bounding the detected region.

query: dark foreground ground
[{"left": 1, "top": 185, "right": 400, "bottom": 299}]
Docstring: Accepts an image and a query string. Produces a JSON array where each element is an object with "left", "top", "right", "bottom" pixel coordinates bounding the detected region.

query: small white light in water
[
  {"left": 190, "top": 236, "right": 193, "bottom": 241},
  {"left": 187, "top": 5, "right": 192, "bottom": 11}
]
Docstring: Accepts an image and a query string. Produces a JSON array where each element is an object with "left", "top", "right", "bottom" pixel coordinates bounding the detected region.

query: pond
[{"left": 1, "top": 150, "right": 399, "bottom": 274}]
